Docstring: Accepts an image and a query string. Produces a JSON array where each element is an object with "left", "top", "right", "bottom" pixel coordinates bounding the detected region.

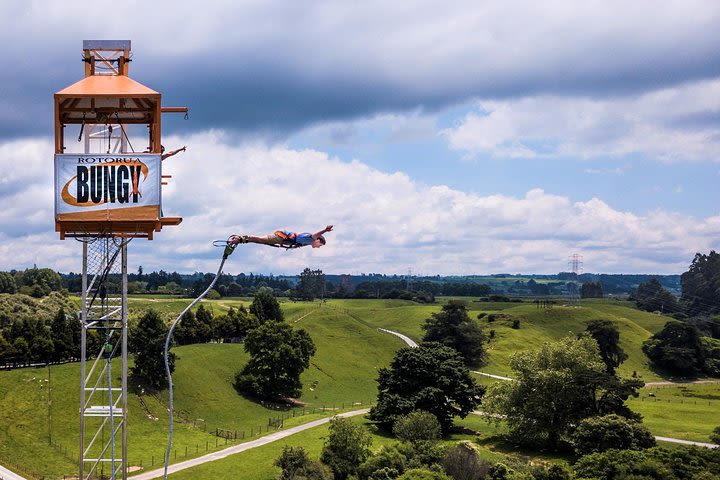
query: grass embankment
[
  {"left": 0, "top": 301, "right": 398, "bottom": 478},
  {"left": 1, "top": 297, "right": 718, "bottom": 479}
]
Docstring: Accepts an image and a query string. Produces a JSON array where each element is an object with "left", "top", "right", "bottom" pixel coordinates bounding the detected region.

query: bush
[
  {"left": 357, "top": 445, "right": 407, "bottom": 480},
  {"left": 711, "top": 425, "right": 720, "bottom": 444},
  {"left": 393, "top": 410, "right": 441, "bottom": 443},
  {"left": 441, "top": 442, "right": 489, "bottom": 480},
  {"left": 572, "top": 414, "right": 655, "bottom": 455},
  {"left": 275, "top": 446, "right": 332, "bottom": 480},
  {"left": 397, "top": 468, "right": 451, "bottom": 480}
]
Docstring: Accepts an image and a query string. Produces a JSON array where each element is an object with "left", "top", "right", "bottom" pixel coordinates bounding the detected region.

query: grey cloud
[{"left": 2, "top": 1, "right": 720, "bottom": 139}]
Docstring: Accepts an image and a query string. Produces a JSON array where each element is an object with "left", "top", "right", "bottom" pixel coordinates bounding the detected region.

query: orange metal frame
[{"left": 54, "top": 42, "right": 185, "bottom": 239}]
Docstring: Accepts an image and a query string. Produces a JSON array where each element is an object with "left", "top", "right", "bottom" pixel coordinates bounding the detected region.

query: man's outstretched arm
[{"left": 312, "top": 225, "right": 333, "bottom": 240}]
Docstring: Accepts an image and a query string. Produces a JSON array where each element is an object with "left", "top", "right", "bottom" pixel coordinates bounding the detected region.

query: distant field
[{"left": 1, "top": 296, "right": 717, "bottom": 479}]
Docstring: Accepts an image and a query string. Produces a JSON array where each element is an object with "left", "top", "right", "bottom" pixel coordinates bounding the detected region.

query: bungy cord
[{"left": 163, "top": 245, "right": 233, "bottom": 479}]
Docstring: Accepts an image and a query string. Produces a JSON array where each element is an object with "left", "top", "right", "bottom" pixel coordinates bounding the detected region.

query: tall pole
[
  {"left": 122, "top": 241, "right": 128, "bottom": 480},
  {"left": 79, "top": 240, "right": 87, "bottom": 480}
]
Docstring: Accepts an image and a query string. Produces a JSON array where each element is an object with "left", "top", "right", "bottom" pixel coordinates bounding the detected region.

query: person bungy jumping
[{"left": 229, "top": 225, "right": 333, "bottom": 249}]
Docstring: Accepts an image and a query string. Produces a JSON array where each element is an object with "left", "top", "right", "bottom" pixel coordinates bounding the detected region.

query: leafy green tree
[
  {"left": 298, "top": 268, "right": 326, "bottom": 300},
  {"left": 580, "top": 281, "right": 603, "bottom": 298},
  {"left": 357, "top": 445, "right": 408, "bottom": 480},
  {"left": 642, "top": 321, "right": 705, "bottom": 375},
  {"left": 11, "top": 337, "right": 29, "bottom": 366},
  {"left": 234, "top": 322, "right": 315, "bottom": 400},
  {"left": 320, "top": 416, "right": 373, "bottom": 480},
  {"left": 681, "top": 250, "right": 720, "bottom": 315},
  {"left": 194, "top": 304, "right": 214, "bottom": 342},
  {"left": 15, "top": 267, "right": 62, "bottom": 297},
  {"left": 483, "top": 336, "right": 641, "bottom": 450},
  {"left": 422, "top": 301, "right": 485, "bottom": 365},
  {"left": 633, "top": 277, "right": 681, "bottom": 314},
  {"left": 173, "top": 309, "right": 199, "bottom": 345},
  {"left": 50, "top": 307, "right": 78, "bottom": 361},
  {"left": 130, "top": 310, "right": 174, "bottom": 390},
  {"left": 585, "top": 320, "right": 628, "bottom": 374},
  {"left": 30, "top": 326, "right": 54, "bottom": 364},
  {"left": 572, "top": 414, "right": 655, "bottom": 455},
  {"left": 369, "top": 342, "right": 483, "bottom": 433},
  {"left": 249, "top": 289, "right": 284, "bottom": 323},
  {"left": 0, "top": 271, "right": 17, "bottom": 294},
  {"left": 275, "top": 445, "right": 332, "bottom": 480},
  {"left": 392, "top": 410, "right": 441, "bottom": 443},
  {"left": 397, "top": 469, "right": 451, "bottom": 480},
  {"left": 0, "top": 334, "right": 11, "bottom": 365},
  {"left": 711, "top": 426, "right": 720, "bottom": 444}
]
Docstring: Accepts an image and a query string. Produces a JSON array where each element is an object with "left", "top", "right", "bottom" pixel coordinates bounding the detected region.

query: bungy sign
[{"left": 55, "top": 154, "right": 161, "bottom": 215}]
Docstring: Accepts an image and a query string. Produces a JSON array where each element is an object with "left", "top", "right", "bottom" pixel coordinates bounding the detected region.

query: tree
[
  {"left": 681, "top": 251, "right": 720, "bottom": 315},
  {"left": 0, "top": 334, "right": 11, "bottom": 366},
  {"left": 130, "top": 310, "right": 174, "bottom": 390},
  {"left": 194, "top": 304, "right": 214, "bottom": 342},
  {"left": 585, "top": 320, "right": 628, "bottom": 374},
  {"left": 15, "top": 267, "right": 62, "bottom": 297},
  {"left": 234, "top": 322, "right": 315, "bottom": 400},
  {"left": 249, "top": 289, "right": 284, "bottom": 323},
  {"left": 357, "top": 445, "right": 408, "bottom": 480},
  {"left": 572, "top": 414, "right": 655, "bottom": 455},
  {"left": 369, "top": 342, "right": 483, "bottom": 433},
  {"left": 711, "top": 426, "right": 720, "bottom": 444},
  {"left": 633, "top": 278, "right": 681, "bottom": 314},
  {"left": 172, "top": 309, "right": 199, "bottom": 345},
  {"left": 0, "top": 271, "right": 17, "bottom": 294},
  {"left": 422, "top": 301, "right": 485, "bottom": 366},
  {"left": 642, "top": 321, "right": 705, "bottom": 375},
  {"left": 580, "top": 281, "right": 604, "bottom": 298},
  {"left": 298, "top": 268, "right": 326, "bottom": 301},
  {"left": 275, "top": 445, "right": 332, "bottom": 480},
  {"left": 483, "top": 336, "right": 642, "bottom": 450},
  {"left": 50, "top": 307, "right": 78, "bottom": 362},
  {"left": 320, "top": 416, "right": 373, "bottom": 480}
]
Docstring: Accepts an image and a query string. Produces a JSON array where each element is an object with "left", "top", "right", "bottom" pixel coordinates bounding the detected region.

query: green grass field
[{"left": 1, "top": 296, "right": 718, "bottom": 479}]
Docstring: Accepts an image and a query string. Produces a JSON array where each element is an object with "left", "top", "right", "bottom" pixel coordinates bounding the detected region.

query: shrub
[
  {"left": 711, "top": 425, "right": 720, "bottom": 444},
  {"left": 393, "top": 410, "right": 441, "bottom": 443},
  {"left": 572, "top": 414, "right": 655, "bottom": 455},
  {"left": 441, "top": 442, "right": 489, "bottom": 480},
  {"left": 275, "top": 446, "right": 332, "bottom": 480},
  {"left": 397, "top": 468, "right": 451, "bottom": 480},
  {"left": 357, "top": 445, "right": 407, "bottom": 480}
]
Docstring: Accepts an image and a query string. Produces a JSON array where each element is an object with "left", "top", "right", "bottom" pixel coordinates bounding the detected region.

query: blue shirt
[{"left": 294, "top": 232, "right": 313, "bottom": 246}]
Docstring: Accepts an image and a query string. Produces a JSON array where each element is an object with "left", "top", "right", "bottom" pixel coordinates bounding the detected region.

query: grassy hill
[{"left": 0, "top": 296, "right": 717, "bottom": 479}]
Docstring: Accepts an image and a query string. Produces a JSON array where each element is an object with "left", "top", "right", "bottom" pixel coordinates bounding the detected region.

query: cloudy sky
[{"left": 1, "top": 0, "right": 720, "bottom": 276}]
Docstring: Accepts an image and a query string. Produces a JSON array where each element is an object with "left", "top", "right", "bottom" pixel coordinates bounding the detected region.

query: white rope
[{"left": 163, "top": 254, "right": 228, "bottom": 479}]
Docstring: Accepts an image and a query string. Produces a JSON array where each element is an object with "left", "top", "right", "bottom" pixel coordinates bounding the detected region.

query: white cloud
[
  {"left": 443, "top": 78, "right": 720, "bottom": 162},
  {"left": 1, "top": 134, "right": 718, "bottom": 275}
]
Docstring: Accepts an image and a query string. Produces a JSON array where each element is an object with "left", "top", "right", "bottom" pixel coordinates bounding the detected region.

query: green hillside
[{"left": 0, "top": 297, "right": 717, "bottom": 479}]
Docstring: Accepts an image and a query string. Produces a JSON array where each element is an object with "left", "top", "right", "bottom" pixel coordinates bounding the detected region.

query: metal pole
[
  {"left": 122, "top": 241, "right": 128, "bottom": 479},
  {"left": 79, "top": 240, "right": 87, "bottom": 480}
]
